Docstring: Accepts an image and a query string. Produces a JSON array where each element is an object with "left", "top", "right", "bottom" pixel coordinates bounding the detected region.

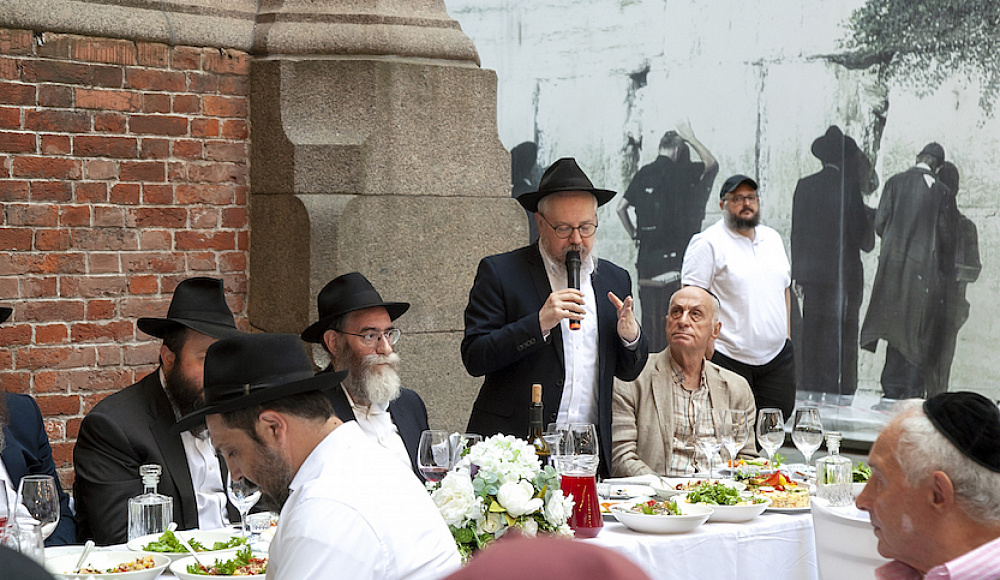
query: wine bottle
[{"left": 528, "top": 383, "right": 551, "bottom": 466}]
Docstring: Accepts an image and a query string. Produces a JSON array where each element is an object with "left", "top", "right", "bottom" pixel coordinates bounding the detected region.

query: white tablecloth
[{"left": 587, "top": 511, "right": 819, "bottom": 580}]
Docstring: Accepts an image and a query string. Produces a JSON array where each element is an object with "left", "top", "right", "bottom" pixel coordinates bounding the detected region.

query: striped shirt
[
  {"left": 668, "top": 357, "right": 722, "bottom": 475},
  {"left": 876, "top": 536, "right": 1000, "bottom": 580}
]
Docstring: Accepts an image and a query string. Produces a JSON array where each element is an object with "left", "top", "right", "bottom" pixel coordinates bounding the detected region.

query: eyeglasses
[
  {"left": 538, "top": 214, "right": 598, "bottom": 239},
  {"left": 335, "top": 328, "right": 401, "bottom": 347},
  {"left": 727, "top": 194, "right": 759, "bottom": 205}
]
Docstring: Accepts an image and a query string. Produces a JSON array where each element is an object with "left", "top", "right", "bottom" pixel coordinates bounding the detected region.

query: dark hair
[
  {"left": 938, "top": 161, "right": 960, "bottom": 194},
  {"left": 917, "top": 153, "right": 942, "bottom": 171},
  {"left": 161, "top": 324, "right": 192, "bottom": 355},
  {"left": 219, "top": 391, "right": 336, "bottom": 443},
  {"left": 319, "top": 313, "right": 349, "bottom": 354},
  {"left": 659, "top": 131, "right": 683, "bottom": 151}
]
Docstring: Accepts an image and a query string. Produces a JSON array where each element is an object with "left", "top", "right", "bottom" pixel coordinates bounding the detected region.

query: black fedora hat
[
  {"left": 515, "top": 157, "right": 617, "bottom": 213},
  {"left": 0, "top": 307, "right": 11, "bottom": 325},
  {"left": 174, "top": 333, "right": 348, "bottom": 432},
  {"left": 300, "top": 272, "right": 409, "bottom": 344},
  {"left": 138, "top": 277, "right": 240, "bottom": 340},
  {"left": 811, "top": 125, "right": 860, "bottom": 164}
]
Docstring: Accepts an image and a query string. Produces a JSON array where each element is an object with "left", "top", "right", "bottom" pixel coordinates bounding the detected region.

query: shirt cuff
[{"left": 621, "top": 328, "right": 641, "bottom": 350}]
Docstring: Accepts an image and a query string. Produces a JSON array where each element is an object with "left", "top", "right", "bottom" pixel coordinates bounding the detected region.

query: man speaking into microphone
[{"left": 462, "top": 158, "right": 648, "bottom": 475}]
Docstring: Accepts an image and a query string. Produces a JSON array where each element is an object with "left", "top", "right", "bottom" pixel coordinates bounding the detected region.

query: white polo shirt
[{"left": 681, "top": 218, "right": 790, "bottom": 366}]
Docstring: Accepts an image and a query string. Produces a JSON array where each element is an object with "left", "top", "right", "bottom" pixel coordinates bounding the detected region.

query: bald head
[{"left": 665, "top": 286, "right": 721, "bottom": 355}]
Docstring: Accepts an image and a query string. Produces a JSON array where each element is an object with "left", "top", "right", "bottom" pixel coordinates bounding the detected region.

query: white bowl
[
  {"left": 610, "top": 503, "right": 714, "bottom": 534},
  {"left": 45, "top": 551, "right": 170, "bottom": 580},
  {"left": 170, "top": 553, "right": 268, "bottom": 579},
  {"left": 652, "top": 477, "right": 746, "bottom": 498},
  {"left": 126, "top": 530, "right": 246, "bottom": 564},
  {"left": 685, "top": 496, "right": 771, "bottom": 522},
  {"left": 852, "top": 482, "right": 867, "bottom": 497}
]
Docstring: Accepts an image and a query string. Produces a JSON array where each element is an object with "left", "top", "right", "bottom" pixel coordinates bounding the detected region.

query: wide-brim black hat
[
  {"left": 138, "top": 277, "right": 240, "bottom": 340},
  {"left": 811, "top": 125, "right": 860, "bottom": 164},
  {"left": 301, "top": 272, "right": 409, "bottom": 344},
  {"left": 175, "top": 333, "right": 348, "bottom": 432},
  {"left": 515, "top": 157, "right": 616, "bottom": 213},
  {"left": 0, "top": 307, "right": 11, "bottom": 325}
]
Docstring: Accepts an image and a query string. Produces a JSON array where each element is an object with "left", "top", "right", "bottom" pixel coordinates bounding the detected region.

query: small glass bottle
[
  {"left": 527, "top": 384, "right": 551, "bottom": 466},
  {"left": 816, "top": 431, "right": 853, "bottom": 507},
  {"left": 127, "top": 464, "right": 173, "bottom": 541}
]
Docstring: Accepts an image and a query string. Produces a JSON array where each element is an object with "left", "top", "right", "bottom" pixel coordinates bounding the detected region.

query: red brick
[
  {"left": 44, "top": 418, "right": 65, "bottom": 440},
  {"left": 220, "top": 251, "right": 248, "bottom": 273},
  {"left": 35, "top": 323, "right": 68, "bottom": 345},
  {"left": 129, "top": 206, "right": 186, "bottom": 228},
  {"left": 97, "top": 344, "right": 122, "bottom": 366},
  {"left": 21, "top": 299, "right": 86, "bottom": 322},
  {"left": 94, "top": 205, "right": 125, "bottom": 227},
  {"left": 189, "top": 118, "right": 218, "bottom": 138},
  {"left": 0, "top": 253, "right": 31, "bottom": 276},
  {"left": 128, "top": 274, "right": 158, "bottom": 294},
  {"left": 170, "top": 47, "right": 202, "bottom": 70},
  {"left": 66, "top": 417, "right": 82, "bottom": 438},
  {"left": 176, "top": 183, "right": 232, "bottom": 204},
  {"left": 74, "top": 135, "right": 137, "bottom": 158},
  {"left": 0, "top": 30, "right": 33, "bottom": 55},
  {"left": 204, "top": 50, "right": 250, "bottom": 75},
  {"left": 34, "top": 228, "right": 70, "bottom": 250},
  {"left": 0, "top": 106, "right": 20, "bottom": 129},
  {"left": 143, "top": 93, "right": 171, "bottom": 114},
  {"left": 186, "top": 72, "right": 218, "bottom": 94},
  {"left": 21, "top": 276, "right": 58, "bottom": 298},
  {"left": 34, "top": 370, "right": 69, "bottom": 393},
  {"left": 236, "top": 230, "right": 249, "bottom": 251},
  {"left": 75, "top": 88, "right": 141, "bottom": 112},
  {"left": 0, "top": 278, "right": 17, "bottom": 298},
  {"left": 5, "top": 203, "right": 58, "bottom": 226},
  {"left": 218, "top": 75, "right": 249, "bottom": 97},
  {"left": 82, "top": 392, "right": 113, "bottom": 413},
  {"left": 172, "top": 94, "right": 200, "bottom": 114},
  {"left": 0, "top": 324, "right": 31, "bottom": 345},
  {"left": 60, "top": 204, "right": 91, "bottom": 226},
  {"left": 1, "top": 370, "right": 29, "bottom": 392},
  {"left": 204, "top": 141, "right": 245, "bottom": 162},
  {"left": 72, "top": 37, "right": 137, "bottom": 66},
  {"left": 173, "top": 139, "right": 202, "bottom": 159},
  {"left": 88, "top": 253, "right": 120, "bottom": 274},
  {"left": 176, "top": 230, "right": 235, "bottom": 250},
  {"left": 139, "top": 230, "right": 172, "bottom": 250},
  {"left": 109, "top": 183, "right": 140, "bottom": 204},
  {"left": 142, "top": 184, "right": 172, "bottom": 204},
  {"left": 137, "top": 42, "right": 169, "bottom": 67},
  {"left": 0, "top": 179, "right": 29, "bottom": 200},
  {"left": 188, "top": 251, "right": 216, "bottom": 271},
  {"left": 71, "top": 320, "right": 133, "bottom": 343},
  {"left": 34, "top": 33, "right": 72, "bottom": 59},
  {"left": 40, "top": 134, "right": 72, "bottom": 155},
  {"left": 51, "top": 441, "right": 74, "bottom": 467},
  {"left": 60, "top": 275, "right": 127, "bottom": 298},
  {"left": 34, "top": 394, "right": 81, "bottom": 415},
  {"left": 84, "top": 159, "right": 116, "bottom": 180},
  {"left": 0, "top": 131, "right": 35, "bottom": 153},
  {"left": 203, "top": 95, "right": 247, "bottom": 118},
  {"left": 90, "top": 65, "right": 124, "bottom": 88},
  {"left": 75, "top": 181, "right": 108, "bottom": 202},
  {"left": 36, "top": 85, "right": 73, "bottom": 109},
  {"left": 69, "top": 368, "right": 133, "bottom": 392},
  {"left": 189, "top": 207, "right": 218, "bottom": 228},
  {"left": 30, "top": 180, "right": 72, "bottom": 202},
  {"left": 221, "top": 119, "right": 248, "bottom": 140},
  {"left": 0, "top": 56, "right": 18, "bottom": 81},
  {"left": 167, "top": 161, "right": 186, "bottom": 181},
  {"left": 21, "top": 60, "right": 91, "bottom": 85},
  {"left": 125, "top": 68, "right": 185, "bottom": 92},
  {"left": 123, "top": 297, "right": 170, "bottom": 320},
  {"left": 120, "top": 160, "right": 165, "bottom": 181},
  {"left": 124, "top": 342, "right": 159, "bottom": 366},
  {"left": 140, "top": 138, "right": 169, "bottom": 159},
  {"left": 121, "top": 252, "right": 184, "bottom": 273},
  {"left": 0, "top": 82, "right": 34, "bottom": 105},
  {"left": 70, "top": 228, "right": 137, "bottom": 251},
  {"left": 94, "top": 112, "right": 126, "bottom": 133},
  {"left": 86, "top": 298, "right": 116, "bottom": 319},
  {"left": 26, "top": 253, "right": 86, "bottom": 274},
  {"left": 129, "top": 114, "right": 187, "bottom": 136},
  {"left": 25, "top": 109, "right": 90, "bottom": 133},
  {"left": 0, "top": 226, "right": 32, "bottom": 249},
  {"left": 12, "top": 156, "right": 81, "bottom": 179},
  {"left": 188, "top": 162, "right": 244, "bottom": 184},
  {"left": 221, "top": 207, "right": 247, "bottom": 228}
]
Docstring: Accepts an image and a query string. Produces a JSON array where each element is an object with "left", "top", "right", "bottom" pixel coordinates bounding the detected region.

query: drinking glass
[
  {"left": 16, "top": 475, "right": 59, "bottom": 540},
  {"left": 245, "top": 512, "right": 272, "bottom": 551},
  {"left": 227, "top": 472, "right": 261, "bottom": 537},
  {"left": 757, "top": 408, "right": 786, "bottom": 468},
  {"left": 417, "top": 430, "right": 452, "bottom": 483},
  {"left": 720, "top": 409, "right": 750, "bottom": 468},
  {"left": 792, "top": 406, "right": 824, "bottom": 469},
  {"left": 695, "top": 409, "right": 724, "bottom": 479}
]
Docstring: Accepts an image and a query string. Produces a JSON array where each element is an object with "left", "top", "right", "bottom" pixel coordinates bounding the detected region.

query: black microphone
[{"left": 565, "top": 250, "right": 582, "bottom": 330}]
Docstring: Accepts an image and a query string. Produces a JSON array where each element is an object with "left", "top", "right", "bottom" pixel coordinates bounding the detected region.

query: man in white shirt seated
[
  {"left": 856, "top": 392, "right": 1000, "bottom": 579},
  {"left": 611, "top": 286, "right": 757, "bottom": 477},
  {"left": 177, "top": 333, "right": 460, "bottom": 580},
  {"left": 300, "top": 272, "right": 428, "bottom": 476}
]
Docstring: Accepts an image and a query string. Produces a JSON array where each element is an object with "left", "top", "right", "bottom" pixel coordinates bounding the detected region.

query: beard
[
  {"left": 540, "top": 238, "right": 600, "bottom": 270},
  {"left": 164, "top": 362, "right": 206, "bottom": 434},
  {"left": 250, "top": 441, "right": 294, "bottom": 509},
  {"left": 334, "top": 344, "right": 402, "bottom": 407},
  {"left": 724, "top": 208, "right": 760, "bottom": 231}
]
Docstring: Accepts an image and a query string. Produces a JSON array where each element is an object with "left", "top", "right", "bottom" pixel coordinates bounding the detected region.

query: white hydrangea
[
  {"left": 431, "top": 471, "right": 483, "bottom": 528},
  {"left": 460, "top": 434, "right": 540, "bottom": 486}
]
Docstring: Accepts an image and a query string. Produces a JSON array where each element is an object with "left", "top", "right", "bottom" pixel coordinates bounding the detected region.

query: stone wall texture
[{"left": 0, "top": 27, "right": 251, "bottom": 486}]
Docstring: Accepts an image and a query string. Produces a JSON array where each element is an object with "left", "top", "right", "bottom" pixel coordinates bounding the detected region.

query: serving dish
[
  {"left": 651, "top": 477, "right": 745, "bottom": 498},
  {"left": 169, "top": 552, "right": 267, "bottom": 579},
  {"left": 45, "top": 551, "right": 169, "bottom": 580},
  {"left": 126, "top": 530, "right": 246, "bottom": 564},
  {"left": 610, "top": 502, "right": 714, "bottom": 534}
]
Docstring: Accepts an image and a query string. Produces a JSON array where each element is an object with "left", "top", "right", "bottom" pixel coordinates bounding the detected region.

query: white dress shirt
[
  {"left": 682, "top": 219, "right": 791, "bottom": 365},
  {"left": 268, "top": 421, "right": 460, "bottom": 580},
  {"left": 342, "top": 385, "right": 411, "bottom": 470}
]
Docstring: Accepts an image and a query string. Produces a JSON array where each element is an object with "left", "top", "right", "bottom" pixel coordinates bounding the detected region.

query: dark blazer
[
  {"left": 462, "top": 244, "right": 648, "bottom": 471},
  {"left": 0, "top": 545, "right": 56, "bottom": 580},
  {"left": 324, "top": 379, "right": 429, "bottom": 477},
  {"left": 2, "top": 393, "right": 76, "bottom": 545},
  {"left": 73, "top": 371, "right": 237, "bottom": 545}
]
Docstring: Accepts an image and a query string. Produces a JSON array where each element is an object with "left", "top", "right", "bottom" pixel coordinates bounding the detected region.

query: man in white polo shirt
[{"left": 681, "top": 174, "right": 795, "bottom": 419}]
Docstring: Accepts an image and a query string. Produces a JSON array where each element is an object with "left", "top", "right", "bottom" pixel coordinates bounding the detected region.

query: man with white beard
[{"left": 301, "top": 272, "right": 429, "bottom": 476}]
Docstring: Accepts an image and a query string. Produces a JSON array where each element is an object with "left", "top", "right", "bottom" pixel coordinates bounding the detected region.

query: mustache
[{"left": 363, "top": 352, "right": 401, "bottom": 368}]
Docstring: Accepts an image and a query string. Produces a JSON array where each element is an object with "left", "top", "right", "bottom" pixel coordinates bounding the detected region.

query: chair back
[{"left": 810, "top": 497, "right": 891, "bottom": 580}]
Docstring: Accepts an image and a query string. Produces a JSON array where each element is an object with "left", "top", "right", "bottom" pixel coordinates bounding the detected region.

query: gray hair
[
  {"left": 893, "top": 400, "right": 1000, "bottom": 524},
  {"left": 536, "top": 190, "right": 598, "bottom": 217},
  {"left": 671, "top": 286, "right": 721, "bottom": 326}
]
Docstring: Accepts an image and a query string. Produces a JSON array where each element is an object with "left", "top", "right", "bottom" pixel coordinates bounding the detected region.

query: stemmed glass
[
  {"left": 720, "top": 409, "right": 750, "bottom": 469},
  {"left": 227, "top": 472, "right": 261, "bottom": 537},
  {"left": 449, "top": 432, "right": 482, "bottom": 467},
  {"left": 792, "top": 406, "right": 824, "bottom": 470},
  {"left": 695, "top": 409, "right": 724, "bottom": 479},
  {"left": 417, "top": 430, "right": 452, "bottom": 483},
  {"left": 757, "top": 408, "right": 786, "bottom": 469},
  {"left": 16, "top": 475, "right": 60, "bottom": 540}
]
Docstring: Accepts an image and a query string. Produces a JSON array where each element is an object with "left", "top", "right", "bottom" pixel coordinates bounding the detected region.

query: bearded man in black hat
[
  {"left": 74, "top": 277, "right": 241, "bottom": 544},
  {"left": 462, "top": 157, "right": 648, "bottom": 475},
  {"left": 861, "top": 142, "right": 959, "bottom": 403},
  {"left": 0, "top": 306, "right": 76, "bottom": 545},
  {"left": 300, "top": 272, "right": 428, "bottom": 476},
  {"left": 178, "top": 333, "right": 460, "bottom": 579},
  {"left": 856, "top": 392, "right": 1000, "bottom": 577}
]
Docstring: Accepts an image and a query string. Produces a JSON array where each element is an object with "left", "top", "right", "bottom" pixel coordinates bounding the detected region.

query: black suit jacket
[
  {"left": 73, "top": 371, "right": 237, "bottom": 545},
  {"left": 461, "top": 244, "right": 648, "bottom": 470},
  {"left": 2, "top": 393, "right": 76, "bottom": 545},
  {"left": 324, "top": 381, "right": 429, "bottom": 477}
]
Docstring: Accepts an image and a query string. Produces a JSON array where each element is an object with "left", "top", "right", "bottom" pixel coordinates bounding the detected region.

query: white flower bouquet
[{"left": 429, "top": 434, "right": 574, "bottom": 561}]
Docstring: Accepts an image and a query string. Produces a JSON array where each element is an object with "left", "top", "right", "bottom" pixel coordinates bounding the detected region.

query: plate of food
[
  {"left": 46, "top": 551, "right": 170, "bottom": 580},
  {"left": 127, "top": 529, "right": 248, "bottom": 564},
  {"left": 743, "top": 471, "right": 811, "bottom": 510},
  {"left": 170, "top": 546, "right": 267, "bottom": 579},
  {"left": 600, "top": 496, "right": 652, "bottom": 521},
  {"left": 651, "top": 477, "right": 746, "bottom": 498},
  {"left": 610, "top": 499, "right": 714, "bottom": 534},
  {"left": 681, "top": 481, "right": 771, "bottom": 522}
]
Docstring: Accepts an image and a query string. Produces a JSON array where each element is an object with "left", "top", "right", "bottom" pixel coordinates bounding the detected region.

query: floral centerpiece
[{"left": 429, "top": 434, "right": 575, "bottom": 561}]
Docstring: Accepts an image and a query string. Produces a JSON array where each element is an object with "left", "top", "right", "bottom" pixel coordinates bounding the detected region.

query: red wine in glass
[{"left": 420, "top": 466, "right": 449, "bottom": 483}]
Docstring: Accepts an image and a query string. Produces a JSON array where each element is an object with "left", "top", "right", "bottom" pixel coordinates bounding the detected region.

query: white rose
[
  {"left": 478, "top": 512, "right": 505, "bottom": 535},
  {"left": 544, "top": 490, "right": 572, "bottom": 526},
  {"left": 555, "top": 523, "right": 575, "bottom": 538},
  {"left": 518, "top": 517, "right": 538, "bottom": 537},
  {"left": 431, "top": 472, "right": 481, "bottom": 527},
  {"left": 496, "top": 480, "right": 544, "bottom": 517}
]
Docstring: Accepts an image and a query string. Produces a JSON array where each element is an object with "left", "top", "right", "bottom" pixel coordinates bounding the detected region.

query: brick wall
[{"left": 0, "top": 28, "right": 250, "bottom": 487}]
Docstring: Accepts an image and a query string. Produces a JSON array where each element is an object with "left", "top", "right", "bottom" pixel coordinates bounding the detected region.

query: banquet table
[{"left": 586, "top": 511, "right": 819, "bottom": 580}]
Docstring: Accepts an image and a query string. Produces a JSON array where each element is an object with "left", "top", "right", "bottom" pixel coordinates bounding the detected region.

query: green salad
[
  {"left": 853, "top": 463, "right": 872, "bottom": 483},
  {"left": 686, "top": 482, "right": 766, "bottom": 506},
  {"left": 186, "top": 546, "right": 267, "bottom": 576},
  {"left": 141, "top": 530, "right": 246, "bottom": 553}
]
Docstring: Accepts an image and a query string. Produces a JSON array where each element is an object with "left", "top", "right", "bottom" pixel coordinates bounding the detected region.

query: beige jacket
[{"left": 611, "top": 348, "right": 758, "bottom": 477}]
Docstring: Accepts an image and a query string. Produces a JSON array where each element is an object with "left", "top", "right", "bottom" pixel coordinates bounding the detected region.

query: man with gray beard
[{"left": 301, "top": 272, "right": 429, "bottom": 476}]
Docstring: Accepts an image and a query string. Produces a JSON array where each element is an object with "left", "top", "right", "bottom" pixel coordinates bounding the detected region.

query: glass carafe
[
  {"left": 127, "top": 464, "right": 173, "bottom": 541},
  {"left": 816, "top": 432, "right": 853, "bottom": 507}
]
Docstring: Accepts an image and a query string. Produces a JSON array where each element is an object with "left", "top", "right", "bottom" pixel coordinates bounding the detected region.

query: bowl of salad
[
  {"left": 170, "top": 546, "right": 267, "bottom": 579},
  {"left": 610, "top": 498, "right": 714, "bottom": 534},
  {"left": 852, "top": 462, "right": 871, "bottom": 497},
  {"left": 46, "top": 551, "right": 170, "bottom": 580},
  {"left": 126, "top": 530, "right": 248, "bottom": 564},
  {"left": 682, "top": 482, "right": 770, "bottom": 522}
]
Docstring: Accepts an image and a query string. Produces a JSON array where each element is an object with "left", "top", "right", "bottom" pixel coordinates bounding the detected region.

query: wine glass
[
  {"left": 227, "top": 472, "right": 261, "bottom": 537},
  {"left": 449, "top": 432, "right": 482, "bottom": 466},
  {"left": 15, "top": 475, "right": 59, "bottom": 540},
  {"left": 417, "top": 430, "right": 452, "bottom": 483},
  {"left": 695, "top": 409, "right": 724, "bottom": 479},
  {"left": 720, "top": 409, "right": 750, "bottom": 468},
  {"left": 757, "top": 408, "right": 786, "bottom": 469},
  {"left": 566, "top": 424, "right": 599, "bottom": 474},
  {"left": 792, "top": 406, "right": 824, "bottom": 470}
]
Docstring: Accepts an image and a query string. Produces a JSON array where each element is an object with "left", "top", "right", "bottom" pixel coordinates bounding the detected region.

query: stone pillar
[{"left": 247, "top": 1, "right": 524, "bottom": 431}]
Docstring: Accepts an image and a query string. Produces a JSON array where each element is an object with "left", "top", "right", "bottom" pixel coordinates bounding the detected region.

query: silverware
[{"left": 72, "top": 540, "right": 95, "bottom": 574}]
